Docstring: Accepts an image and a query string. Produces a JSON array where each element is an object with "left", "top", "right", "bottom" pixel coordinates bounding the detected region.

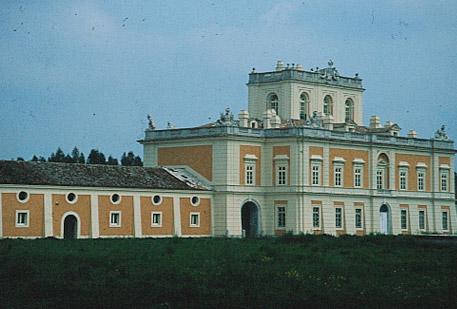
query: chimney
[
  {"left": 384, "top": 121, "right": 394, "bottom": 128},
  {"left": 238, "top": 110, "right": 249, "bottom": 127},
  {"left": 295, "top": 64, "right": 304, "bottom": 71},
  {"left": 275, "top": 60, "right": 285, "bottom": 71},
  {"left": 263, "top": 110, "right": 272, "bottom": 129},
  {"left": 369, "top": 115, "right": 381, "bottom": 128},
  {"left": 407, "top": 130, "right": 417, "bottom": 138},
  {"left": 270, "top": 111, "right": 281, "bottom": 128},
  {"left": 322, "top": 115, "right": 334, "bottom": 130}
]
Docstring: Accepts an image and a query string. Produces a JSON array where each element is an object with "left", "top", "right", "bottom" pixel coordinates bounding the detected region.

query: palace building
[{"left": 1, "top": 60, "right": 455, "bottom": 239}]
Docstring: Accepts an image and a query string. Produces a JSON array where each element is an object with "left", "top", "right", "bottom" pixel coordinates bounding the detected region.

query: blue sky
[{"left": 1, "top": 1, "right": 456, "bottom": 160}]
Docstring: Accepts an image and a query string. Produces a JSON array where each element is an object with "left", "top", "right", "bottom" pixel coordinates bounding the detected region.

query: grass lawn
[{"left": 1, "top": 235, "right": 457, "bottom": 308}]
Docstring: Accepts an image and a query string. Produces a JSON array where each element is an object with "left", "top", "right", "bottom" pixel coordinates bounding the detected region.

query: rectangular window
[
  {"left": 16, "top": 211, "right": 29, "bottom": 227},
  {"left": 277, "top": 206, "right": 286, "bottom": 228},
  {"left": 419, "top": 210, "right": 425, "bottom": 231},
  {"left": 245, "top": 164, "right": 255, "bottom": 185},
  {"left": 312, "top": 206, "right": 320, "bottom": 228},
  {"left": 109, "top": 211, "right": 121, "bottom": 227},
  {"left": 190, "top": 213, "right": 200, "bottom": 227},
  {"left": 277, "top": 165, "right": 287, "bottom": 185},
  {"left": 312, "top": 164, "right": 320, "bottom": 185},
  {"left": 442, "top": 211, "right": 449, "bottom": 231},
  {"left": 399, "top": 169, "right": 407, "bottom": 191},
  {"left": 417, "top": 170, "right": 425, "bottom": 191},
  {"left": 400, "top": 209, "right": 408, "bottom": 230},
  {"left": 355, "top": 208, "right": 362, "bottom": 229},
  {"left": 354, "top": 166, "right": 362, "bottom": 188},
  {"left": 335, "top": 207, "right": 343, "bottom": 229},
  {"left": 334, "top": 166, "right": 343, "bottom": 187},
  {"left": 440, "top": 170, "right": 449, "bottom": 192},
  {"left": 376, "top": 169, "right": 384, "bottom": 190},
  {"left": 151, "top": 212, "right": 162, "bottom": 227}
]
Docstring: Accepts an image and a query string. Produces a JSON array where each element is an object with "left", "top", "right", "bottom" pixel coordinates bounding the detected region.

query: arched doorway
[
  {"left": 379, "top": 204, "right": 390, "bottom": 235},
  {"left": 63, "top": 215, "right": 78, "bottom": 239},
  {"left": 241, "top": 202, "right": 259, "bottom": 237}
]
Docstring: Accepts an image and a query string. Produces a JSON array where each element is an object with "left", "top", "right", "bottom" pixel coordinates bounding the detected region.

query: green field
[{"left": 1, "top": 235, "right": 457, "bottom": 308}]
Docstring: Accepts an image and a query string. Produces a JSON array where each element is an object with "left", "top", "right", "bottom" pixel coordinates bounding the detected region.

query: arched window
[
  {"left": 376, "top": 153, "right": 390, "bottom": 190},
  {"left": 323, "top": 95, "right": 333, "bottom": 116},
  {"left": 345, "top": 98, "right": 354, "bottom": 122},
  {"left": 267, "top": 93, "right": 279, "bottom": 115},
  {"left": 299, "top": 92, "right": 309, "bottom": 120}
]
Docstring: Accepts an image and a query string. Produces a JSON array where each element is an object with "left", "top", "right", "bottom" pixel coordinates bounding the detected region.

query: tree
[
  {"left": 78, "top": 152, "right": 85, "bottom": 164},
  {"left": 16, "top": 157, "right": 24, "bottom": 161},
  {"left": 31, "top": 155, "right": 46, "bottom": 162},
  {"left": 107, "top": 156, "right": 119, "bottom": 165},
  {"left": 87, "top": 149, "right": 106, "bottom": 165},
  {"left": 48, "top": 147, "right": 66, "bottom": 163},
  {"left": 121, "top": 151, "right": 143, "bottom": 166}
]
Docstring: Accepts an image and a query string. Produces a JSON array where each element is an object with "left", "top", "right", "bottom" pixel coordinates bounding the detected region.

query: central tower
[{"left": 247, "top": 60, "right": 365, "bottom": 125}]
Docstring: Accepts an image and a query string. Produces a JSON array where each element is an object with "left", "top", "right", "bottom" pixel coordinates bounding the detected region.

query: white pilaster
[
  {"left": 323, "top": 145, "right": 329, "bottom": 186},
  {"left": 173, "top": 196, "right": 182, "bottom": 236},
  {"left": 44, "top": 192, "right": 53, "bottom": 237},
  {"left": 90, "top": 195, "right": 99, "bottom": 238},
  {"left": 0, "top": 192, "right": 3, "bottom": 238},
  {"left": 133, "top": 195, "right": 142, "bottom": 237}
]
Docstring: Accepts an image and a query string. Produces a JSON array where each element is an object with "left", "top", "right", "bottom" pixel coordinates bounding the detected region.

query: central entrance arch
[
  {"left": 241, "top": 201, "right": 259, "bottom": 237},
  {"left": 63, "top": 215, "right": 78, "bottom": 239},
  {"left": 379, "top": 204, "right": 391, "bottom": 235}
]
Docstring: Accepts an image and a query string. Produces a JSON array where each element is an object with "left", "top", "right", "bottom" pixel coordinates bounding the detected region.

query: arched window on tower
[
  {"left": 345, "top": 98, "right": 354, "bottom": 122},
  {"left": 323, "top": 95, "right": 333, "bottom": 116},
  {"left": 299, "top": 92, "right": 309, "bottom": 120},
  {"left": 267, "top": 93, "right": 279, "bottom": 115}
]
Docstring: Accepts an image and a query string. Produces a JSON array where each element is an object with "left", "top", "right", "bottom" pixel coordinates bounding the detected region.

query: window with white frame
[
  {"left": 334, "top": 165, "right": 343, "bottom": 187},
  {"left": 353, "top": 165, "right": 362, "bottom": 188},
  {"left": 276, "top": 165, "right": 287, "bottom": 185},
  {"left": 442, "top": 211, "right": 449, "bottom": 231},
  {"left": 417, "top": 169, "right": 425, "bottom": 191},
  {"left": 16, "top": 211, "right": 29, "bottom": 227},
  {"left": 190, "top": 213, "right": 200, "bottom": 227},
  {"left": 418, "top": 210, "right": 426, "bottom": 231},
  {"left": 355, "top": 208, "right": 363, "bottom": 229},
  {"left": 299, "top": 92, "right": 309, "bottom": 120},
  {"left": 109, "top": 211, "right": 121, "bottom": 227},
  {"left": 245, "top": 162, "right": 255, "bottom": 185},
  {"left": 399, "top": 168, "right": 408, "bottom": 191},
  {"left": 151, "top": 212, "right": 162, "bottom": 227},
  {"left": 277, "top": 206, "right": 286, "bottom": 228},
  {"left": 376, "top": 169, "right": 384, "bottom": 190},
  {"left": 312, "top": 206, "right": 320, "bottom": 229},
  {"left": 400, "top": 209, "right": 408, "bottom": 230},
  {"left": 335, "top": 207, "right": 343, "bottom": 229},
  {"left": 323, "top": 95, "right": 333, "bottom": 116},
  {"left": 267, "top": 93, "right": 279, "bottom": 115},
  {"left": 440, "top": 169, "right": 449, "bottom": 192},
  {"left": 345, "top": 98, "right": 354, "bottom": 122},
  {"left": 311, "top": 162, "right": 321, "bottom": 185}
]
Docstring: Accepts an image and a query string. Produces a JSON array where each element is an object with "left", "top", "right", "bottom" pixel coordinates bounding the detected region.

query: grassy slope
[{"left": 1, "top": 235, "right": 457, "bottom": 308}]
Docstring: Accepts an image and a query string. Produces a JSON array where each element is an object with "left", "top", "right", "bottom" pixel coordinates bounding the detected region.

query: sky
[{"left": 1, "top": 0, "right": 456, "bottom": 161}]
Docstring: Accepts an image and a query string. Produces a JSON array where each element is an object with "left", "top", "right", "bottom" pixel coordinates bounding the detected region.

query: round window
[
  {"left": 66, "top": 192, "right": 77, "bottom": 203},
  {"left": 152, "top": 195, "right": 162, "bottom": 205},
  {"left": 111, "top": 194, "right": 121, "bottom": 204},
  {"left": 18, "top": 191, "right": 29, "bottom": 202},
  {"left": 191, "top": 196, "right": 200, "bottom": 206}
]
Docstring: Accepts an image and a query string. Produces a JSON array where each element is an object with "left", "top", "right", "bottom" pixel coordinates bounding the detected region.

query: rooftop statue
[
  {"left": 147, "top": 114, "right": 156, "bottom": 130},
  {"left": 434, "top": 125, "right": 449, "bottom": 140},
  {"left": 216, "top": 107, "right": 236, "bottom": 126}
]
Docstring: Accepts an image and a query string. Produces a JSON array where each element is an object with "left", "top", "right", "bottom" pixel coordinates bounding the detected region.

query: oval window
[
  {"left": 66, "top": 192, "right": 77, "bottom": 203},
  {"left": 152, "top": 195, "right": 162, "bottom": 205},
  {"left": 191, "top": 196, "right": 200, "bottom": 206},
  {"left": 18, "top": 191, "right": 29, "bottom": 202},
  {"left": 111, "top": 194, "right": 121, "bottom": 204}
]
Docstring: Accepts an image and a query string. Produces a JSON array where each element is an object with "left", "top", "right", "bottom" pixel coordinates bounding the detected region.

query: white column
[
  {"left": 173, "top": 196, "right": 182, "bottom": 236},
  {"left": 90, "top": 195, "right": 99, "bottom": 238},
  {"left": 0, "top": 192, "right": 3, "bottom": 238},
  {"left": 133, "top": 195, "right": 142, "bottom": 237},
  {"left": 44, "top": 192, "right": 53, "bottom": 237}
]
